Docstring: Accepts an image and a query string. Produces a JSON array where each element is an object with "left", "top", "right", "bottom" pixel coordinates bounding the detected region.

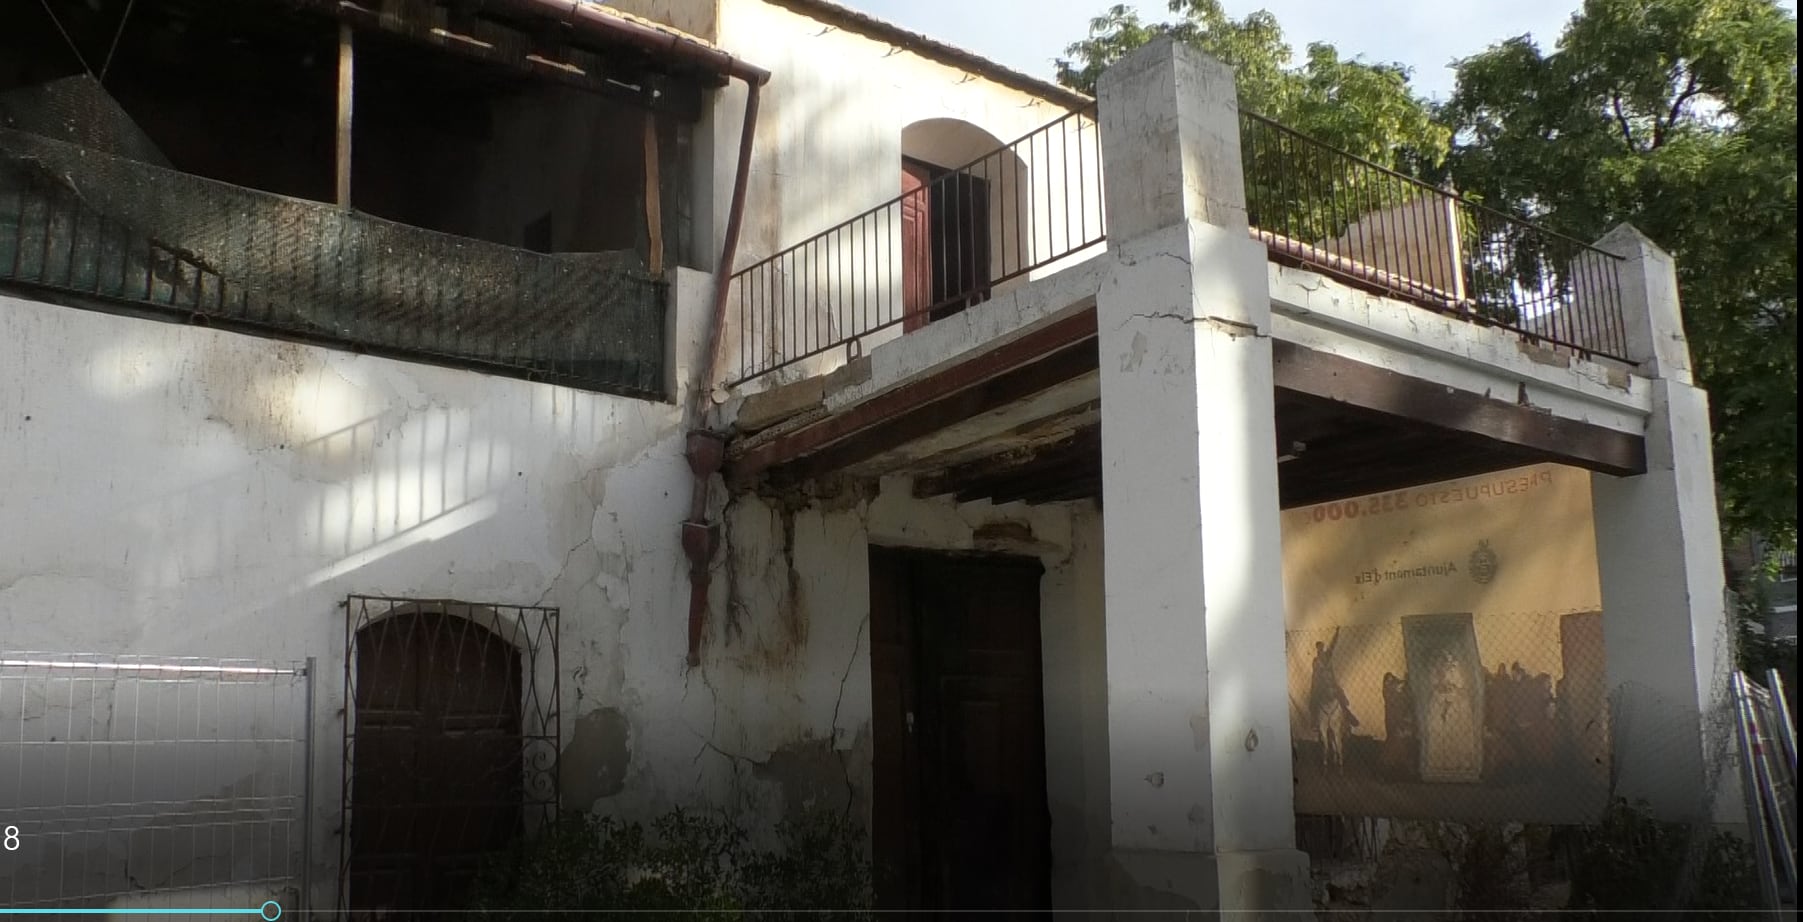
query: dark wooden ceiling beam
[
  {"left": 728, "top": 306, "right": 1099, "bottom": 488},
  {"left": 972, "top": 451, "right": 1101, "bottom": 506},
  {"left": 768, "top": 338, "right": 1099, "bottom": 488},
  {"left": 1271, "top": 340, "right": 1646, "bottom": 476},
  {"left": 913, "top": 424, "right": 1101, "bottom": 501},
  {"left": 1278, "top": 448, "right": 1551, "bottom": 509},
  {"left": 1021, "top": 477, "right": 1103, "bottom": 505},
  {"left": 287, "top": 0, "right": 706, "bottom": 117}
]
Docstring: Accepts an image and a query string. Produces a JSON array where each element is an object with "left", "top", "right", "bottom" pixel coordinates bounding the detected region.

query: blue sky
[{"left": 850, "top": 0, "right": 1798, "bottom": 100}]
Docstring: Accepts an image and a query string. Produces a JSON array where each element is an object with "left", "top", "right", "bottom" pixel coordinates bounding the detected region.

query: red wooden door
[
  {"left": 869, "top": 549, "right": 1051, "bottom": 915},
  {"left": 901, "top": 162, "right": 934, "bottom": 332}
]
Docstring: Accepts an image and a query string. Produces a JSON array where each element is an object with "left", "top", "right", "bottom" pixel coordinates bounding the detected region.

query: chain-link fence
[
  {"left": 0, "top": 653, "right": 315, "bottom": 913},
  {"left": 1280, "top": 464, "right": 1766, "bottom": 919}
]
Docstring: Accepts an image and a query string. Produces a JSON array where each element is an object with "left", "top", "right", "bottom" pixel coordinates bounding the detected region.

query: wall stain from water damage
[
  {"left": 717, "top": 495, "right": 812, "bottom": 673},
  {"left": 752, "top": 730, "right": 872, "bottom": 825},
  {"left": 562, "top": 706, "right": 632, "bottom": 808}
]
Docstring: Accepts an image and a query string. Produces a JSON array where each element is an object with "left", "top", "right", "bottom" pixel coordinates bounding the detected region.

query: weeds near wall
[
  {"left": 1558, "top": 798, "right": 1758, "bottom": 921},
  {"left": 469, "top": 809, "right": 873, "bottom": 921},
  {"left": 1309, "top": 799, "right": 1763, "bottom": 919},
  {"left": 1434, "top": 800, "right": 1758, "bottom": 920}
]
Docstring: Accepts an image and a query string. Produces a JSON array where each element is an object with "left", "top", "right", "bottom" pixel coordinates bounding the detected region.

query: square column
[
  {"left": 1094, "top": 37, "right": 1312, "bottom": 917},
  {"left": 1590, "top": 225, "right": 1736, "bottom": 821}
]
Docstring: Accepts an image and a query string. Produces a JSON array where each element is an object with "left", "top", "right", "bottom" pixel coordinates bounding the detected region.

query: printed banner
[{"left": 1282, "top": 463, "right": 1610, "bottom": 823}]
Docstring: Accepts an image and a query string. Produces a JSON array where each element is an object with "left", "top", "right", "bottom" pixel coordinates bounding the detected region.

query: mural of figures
[
  {"left": 1310, "top": 626, "right": 1359, "bottom": 768},
  {"left": 1404, "top": 615, "right": 1485, "bottom": 782},
  {"left": 1380, "top": 672, "right": 1415, "bottom": 777},
  {"left": 1281, "top": 462, "right": 1612, "bottom": 823}
]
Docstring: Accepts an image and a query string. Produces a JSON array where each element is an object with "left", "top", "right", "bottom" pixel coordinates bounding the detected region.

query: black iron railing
[
  {"left": 1239, "top": 112, "right": 1631, "bottom": 362},
  {"left": 0, "top": 128, "right": 667, "bottom": 397},
  {"left": 730, "top": 106, "right": 1106, "bottom": 384}
]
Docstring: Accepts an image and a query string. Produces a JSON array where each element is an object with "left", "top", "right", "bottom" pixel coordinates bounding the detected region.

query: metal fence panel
[{"left": 0, "top": 653, "right": 313, "bottom": 913}]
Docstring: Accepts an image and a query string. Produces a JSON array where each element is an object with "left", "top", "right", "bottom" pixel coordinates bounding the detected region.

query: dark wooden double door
[
  {"left": 870, "top": 549, "right": 1052, "bottom": 914},
  {"left": 347, "top": 612, "right": 524, "bottom": 917}
]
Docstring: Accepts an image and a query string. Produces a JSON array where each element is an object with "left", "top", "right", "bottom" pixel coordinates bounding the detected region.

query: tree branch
[
  {"left": 1657, "top": 69, "right": 1702, "bottom": 147},
  {"left": 1611, "top": 92, "right": 1636, "bottom": 149}
]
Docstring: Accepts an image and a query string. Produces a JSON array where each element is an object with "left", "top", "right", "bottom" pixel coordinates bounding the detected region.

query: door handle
[{"left": 906, "top": 711, "right": 915, "bottom": 734}]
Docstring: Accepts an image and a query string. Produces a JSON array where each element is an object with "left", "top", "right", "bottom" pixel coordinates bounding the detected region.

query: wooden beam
[
  {"left": 1021, "top": 475, "right": 1104, "bottom": 505},
  {"left": 727, "top": 305, "right": 1098, "bottom": 485},
  {"left": 1271, "top": 340, "right": 1646, "bottom": 476},
  {"left": 913, "top": 424, "right": 1102, "bottom": 503},
  {"left": 767, "top": 337, "right": 1100, "bottom": 487},
  {"left": 300, "top": 0, "right": 708, "bottom": 118},
  {"left": 984, "top": 452, "right": 1103, "bottom": 505},
  {"left": 1278, "top": 446, "right": 1550, "bottom": 510},
  {"left": 335, "top": 23, "right": 354, "bottom": 208},
  {"left": 643, "top": 112, "right": 664, "bottom": 277}
]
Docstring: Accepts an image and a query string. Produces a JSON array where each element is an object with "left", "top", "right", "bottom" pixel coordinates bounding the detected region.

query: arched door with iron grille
[{"left": 341, "top": 599, "right": 558, "bottom": 917}]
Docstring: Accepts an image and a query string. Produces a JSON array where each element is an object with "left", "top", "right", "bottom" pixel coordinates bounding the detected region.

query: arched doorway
[
  {"left": 899, "top": 119, "right": 1029, "bottom": 332},
  {"left": 345, "top": 606, "right": 525, "bottom": 917}
]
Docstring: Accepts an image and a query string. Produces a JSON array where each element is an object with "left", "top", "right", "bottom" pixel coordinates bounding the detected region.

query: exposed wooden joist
[
  {"left": 766, "top": 338, "right": 1100, "bottom": 488},
  {"left": 913, "top": 424, "right": 1101, "bottom": 503},
  {"left": 1020, "top": 477, "right": 1103, "bottom": 505},
  {"left": 292, "top": 0, "right": 707, "bottom": 118},
  {"left": 985, "top": 454, "right": 1101, "bottom": 505},
  {"left": 335, "top": 23, "right": 354, "bottom": 207},
  {"left": 727, "top": 306, "right": 1099, "bottom": 487},
  {"left": 852, "top": 397, "right": 1101, "bottom": 480},
  {"left": 1271, "top": 340, "right": 1646, "bottom": 476},
  {"left": 643, "top": 111, "right": 664, "bottom": 276},
  {"left": 1278, "top": 447, "right": 1553, "bottom": 509}
]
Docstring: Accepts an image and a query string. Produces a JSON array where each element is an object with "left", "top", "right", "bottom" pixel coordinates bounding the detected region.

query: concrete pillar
[
  {"left": 1595, "top": 224, "right": 1693, "bottom": 382},
  {"left": 1093, "top": 37, "right": 1312, "bottom": 917},
  {"left": 1590, "top": 224, "right": 1735, "bottom": 821}
]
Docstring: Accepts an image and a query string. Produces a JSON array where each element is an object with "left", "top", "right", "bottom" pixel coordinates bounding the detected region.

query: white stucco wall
[
  {"left": 0, "top": 272, "right": 713, "bottom": 908},
  {"left": 690, "top": 478, "right": 1108, "bottom": 903},
  {"left": 0, "top": 282, "right": 1110, "bottom": 907},
  {"left": 656, "top": 0, "right": 1103, "bottom": 387}
]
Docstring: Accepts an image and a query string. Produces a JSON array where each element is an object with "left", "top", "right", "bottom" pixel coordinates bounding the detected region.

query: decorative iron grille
[
  {"left": 0, "top": 126, "right": 667, "bottom": 398},
  {"left": 338, "top": 596, "right": 559, "bottom": 916}
]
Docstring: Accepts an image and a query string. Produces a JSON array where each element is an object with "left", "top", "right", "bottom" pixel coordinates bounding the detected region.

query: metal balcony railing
[
  {"left": 1239, "top": 111, "right": 1631, "bottom": 362},
  {"left": 730, "top": 107, "right": 1106, "bottom": 385},
  {"left": 721, "top": 102, "right": 1635, "bottom": 390},
  {"left": 0, "top": 128, "right": 668, "bottom": 398}
]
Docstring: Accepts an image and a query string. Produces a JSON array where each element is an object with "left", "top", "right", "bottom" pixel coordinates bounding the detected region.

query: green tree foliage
[
  {"left": 1058, "top": 0, "right": 1797, "bottom": 553},
  {"left": 1055, "top": 0, "right": 1449, "bottom": 170},
  {"left": 1438, "top": 0, "right": 1797, "bottom": 548}
]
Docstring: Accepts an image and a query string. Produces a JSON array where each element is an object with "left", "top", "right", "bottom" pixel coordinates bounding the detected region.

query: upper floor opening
[{"left": 3, "top": 0, "right": 722, "bottom": 399}]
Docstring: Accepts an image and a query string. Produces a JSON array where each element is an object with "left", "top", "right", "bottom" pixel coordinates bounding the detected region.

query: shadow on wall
[{"left": 0, "top": 310, "right": 683, "bottom": 652}]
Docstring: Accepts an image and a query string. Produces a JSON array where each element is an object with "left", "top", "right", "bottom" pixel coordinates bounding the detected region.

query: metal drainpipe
[
  {"left": 449, "top": 1, "right": 768, "bottom": 665},
  {"left": 681, "top": 79, "right": 766, "bottom": 667}
]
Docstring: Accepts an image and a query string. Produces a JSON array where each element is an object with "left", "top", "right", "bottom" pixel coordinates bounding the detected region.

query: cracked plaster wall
[
  {"left": 0, "top": 266, "right": 712, "bottom": 908},
  {"left": 653, "top": 473, "right": 1111, "bottom": 902},
  {"left": 0, "top": 283, "right": 1116, "bottom": 903}
]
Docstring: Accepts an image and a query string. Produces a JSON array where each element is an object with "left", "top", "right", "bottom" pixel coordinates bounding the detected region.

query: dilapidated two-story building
[{"left": 1, "top": 0, "right": 1737, "bottom": 917}]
